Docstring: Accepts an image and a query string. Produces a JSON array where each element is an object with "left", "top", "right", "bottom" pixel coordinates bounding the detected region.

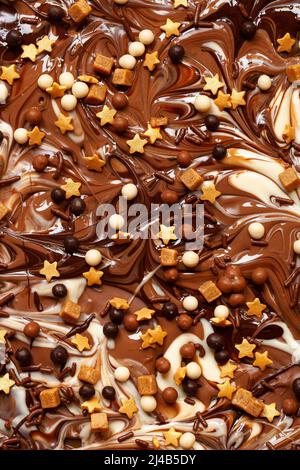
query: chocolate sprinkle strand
[
  {"left": 65, "top": 313, "right": 95, "bottom": 338},
  {"left": 118, "top": 431, "right": 134, "bottom": 442}
]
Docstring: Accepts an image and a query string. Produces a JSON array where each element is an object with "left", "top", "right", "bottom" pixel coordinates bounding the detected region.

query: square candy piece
[
  {"left": 112, "top": 69, "right": 134, "bottom": 87},
  {"left": 279, "top": 167, "right": 300, "bottom": 192},
  {"left": 68, "top": 0, "right": 92, "bottom": 23},
  {"left": 40, "top": 387, "right": 61, "bottom": 409},
  {"left": 199, "top": 280, "right": 222, "bottom": 303},
  {"left": 90, "top": 412, "right": 109, "bottom": 431},
  {"left": 93, "top": 54, "right": 114, "bottom": 76},
  {"left": 78, "top": 365, "right": 100, "bottom": 384},
  {"left": 160, "top": 248, "right": 178, "bottom": 266},
  {"left": 85, "top": 84, "right": 107, "bottom": 105},
  {"left": 180, "top": 168, "right": 203, "bottom": 191},
  {"left": 60, "top": 299, "right": 81, "bottom": 323},
  {"left": 137, "top": 375, "right": 157, "bottom": 396}
]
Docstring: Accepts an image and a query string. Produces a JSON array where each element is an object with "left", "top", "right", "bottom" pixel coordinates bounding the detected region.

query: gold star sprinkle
[
  {"left": 219, "top": 361, "right": 238, "bottom": 379},
  {"left": 173, "top": 0, "right": 187, "bottom": 7},
  {"left": 36, "top": 35, "right": 55, "bottom": 54},
  {"left": 83, "top": 154, "right": 105, "bottom": 172},
  {"left": 152, "top": 437, "right": 160, "bottom": 449},
  {"left": 109, "top": 298, "right": 129, "bottom": 310},
  {"left": 144, "top": 124, "right": 162, "bottom": 144},
  {"left": 46, "top": 82, "right": 66, "bottom": 99},
  {"left": 214, "top": 91, "right": 231, "bottom": 111},
  {"left": 21, "top": 44, "right": 38, "bottom": 62},
  {"left": 246, "top": 298, "right": 266, "bottom": 319},
  {"left": 27, "top": 126, "right": 45, "bottom": 146},
  {"left": 277, "top": 33, "right": 295, "bottom": 53},
  {"left": 0, "top": 373, "right": 15, "bottom": 395},
  {"left": 174, "top": 366, "right": 186, "bottom": 385},
  {"left": 211, "top": 317, "right": 232, "bottom": 327},
  {"left": 55, "top": 113, "right": 74, "bottom": 135},
  {"left": 200, "top": 183, "right": 221, "bottom": 204},
  {"left": 203, "top": 74, "right": 224, "bottom": 95},
  {"left": 283, "top": 124, "right": 295, "bottom": 144},
  {"left": 230, "top": 89, "right": 246, "bottom": 110},
  {"left": 0, "top": 65, "right": 20, "bottom": 85},
  {"left": 119, "top": 397, "right": 138, "bottom": 419},
  {"left": 160, "top": 18, "right": 181, "bottom": 38},
  {"left": 81, "top": 397, "right": 101, "bottom": 413},
  {"left": 78, "top": 75, "right": 98, "bottom": 84},
  {"left": 143, "top": 51, "right": 160, "bottom": 72},
  {"left": 96, "top": 105, "right": 116, "bottom": 126},
  {"left": 71, "top": 333, "right": 90, "bottom": 352},
  {"left": 217, "top": 379, "right": 237, "bottom": 400},
  {"left": 235, "top": 338, "right": 256, "bottom": 359},
  {"left": 141, "top": 325, "right": 167, "bottom": 349},
  {"left": 40, "top": 260, "right": 60, "bottom": 283},
  {"left": 163, "top": 427, "right": 182, "bottom": 448},
  {"left": 253, "top": 351, "right": 273, "bottom": 371},
  {"left": 83, "top": 267, "right": 104, "bottom": 286},
  {"left": 126, "top": 134, "right": 147, "bottom": 154},
  {"left": 134, "top": 307, "right": 155, "bottom": 322},
  {"left": 261, "top": 402, "right": 280, "bottom": 422},
  {"left": 60, "top": 178, "right": 81, "bottom": 199},
  {"left": 157, "top": 224, "right": 177, "bottom": 245},
  {"left": 0, "top": 329, "right": 7, "bottom": 344}
]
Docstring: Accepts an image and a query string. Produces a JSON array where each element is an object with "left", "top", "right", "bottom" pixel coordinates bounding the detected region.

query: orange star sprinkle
[
  {"left": 0, "top": 373, "right": 15, "bottom": 394},
  {"left": 235, "top": 338, "right": 256, "bottom": 359},
  {"left": 71, "top": 333, "right": 90, "bottom": 352},
  {"left": 21, "top": 44, "right": 38, "bottom": 62},
  {"left": 230, "top": 89, "right": 246, "bottom": 110},
  {"left": 282, "top": 124, "right": 295, "bottom": 144},
  {"left": 133, "top": 307, "right": 155, "bottom": 322},
  {"left": 174, "top": 366, "right": 186, "bottom": 385},
  {"left": 160, "top": 18, "right": 181, "bottom": 38},
  {"left": 163, "top": 427, "right": 182, "bottom": 448},
  {"left": 55, "top": 113, "right": 74, "bottom": 134},
  {"left": 109, "top": 298, "right": 129, "bottom": 310},
  {"left": 0, "top": 65, "right": 20, "bottom": 85},
  {"left": 277, "top": 33, "right": 295, "bottom": 53},
  {"left": 203, "top": 74, "right": 224, "bottom": 95},
  {"left": 143, "top": 51, "right": 160, "bottom": 72},
  {"left": 96, "top": 105, "right": 116, "bottom": 126},
  {"left": 27, "top": 126, "right": 45, "bottom": 146},
  {"left": 217, "top": 379, "right": 236, "bottom": 400},
  {"left": 200, "top": 182, "right": 221, "bottom": 204},
  {"left": 253, "top": 351, "right": 273, "bottom": 371},
  {"left": 118, "top": 397, "right": 138, "bottom": 419},
  {"left": 219, "top": 361, "right": 238, "bottom": 379},
  {"left": 46, "top": 82, "right": 66, "bottom": 98},
  {"left": 261, "top": 402, "right": 280, "bottom": 422},
  {"left": 83, "top": 267, "right": 104, "bottom": 286},
  {"left": 126, "top": 134, "right": 147, "bottom": 154},
  {"left": 60, "top": 178, "right": 81, "bottom": 199},
  {"left": 83, "top": 154, "right": 105, "bottom": 172},
  {"left": 81, "top": 397, "right": 101, "bottom": 413},
  {"left": 141, "top": 325, "right": 167, "bottom": 349},
  {"left": 246, "top": 298, "right": 266, "bottom": 319},
  {"left": 39, "top": 260, "right": 60, "bottom": 282},
  {"left": 214, "top": 90, "right": 231, "bottom": 111},
  {"left": 144, "top": 124, "right": 162, "bottom": 144}
]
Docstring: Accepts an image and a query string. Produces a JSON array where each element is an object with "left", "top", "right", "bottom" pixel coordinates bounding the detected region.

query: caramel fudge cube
[
  {"left": 78, "top": 364, "right": 100, "bottom": 385},
  {"left": 90, "top": 412, "right": 109, "bottom": 431},
  {"left": 232, "top": 388, "right": 264, "bottom": 418},
  {"left": 150, "top": 116, "right": 168, "bottom": 127},
  {"left": 112, "top": 68, "right": 134, "bottom": 87},
  {"left": 137, "top": 375, "right": 157, "bottom": 396},
  {"left": 85, "top": 84, "right": 107, "bottom": 105},
  {"left": 199, "top": 280, "right": 222, "bottom": 303},
  {"left": 60, "top": 299, "right": 81, "bottom": 323},
  {"left": 279, "top": 167, "right": 300, "bottom": 192},
  {"left": 286, "top": 64, "right": 300, "bottom": 83},
  {"left": 160, "top": 248, "right": 178, "bottom": 266},
  {"left": 93, "top": 54, "right": 114, "bottom": 76},
  {"left": 40, "top": 387, "right": 61, "bottom": 409},
  {"left": 0, "top": 202, "right": 9, "bottom": 221},
  {"left": 180, "top": 168, "right": 203, "bottom": 191},
  {"left": 68, "top": 0, "right": 92, "bottom": 23}
]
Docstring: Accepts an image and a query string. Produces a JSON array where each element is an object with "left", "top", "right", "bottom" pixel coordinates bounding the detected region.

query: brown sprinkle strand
[{"left": 118, "top": 431, "right": 134, "bottom": 442}]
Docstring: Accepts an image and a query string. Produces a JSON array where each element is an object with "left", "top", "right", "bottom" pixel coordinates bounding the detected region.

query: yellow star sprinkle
[
  {"left": 219, "top": 361, "right": 238, "bottom": 379},
  {"left": 200, "top": 183, "right": 221, "bottom": 204},
  {"left": 71, "top": 333, "right": 90, "bottom": 352},
  {"left": 40, "top": 260, "right": 60, "bottom": 283},
  {"left": 27, "top": 126, "right": 45, "bottom": 146},
  {"left": 230, "top": 89, "right": 246, "bottom": 110},
  {"left": 217, "top": 379, "right": 237, "bottom": 400},
  {"left": 174, "top": 366, "right": 186, "bottom": 385},
  {"left": 203, "top": 74, "right": 224, "bottom": 95},
  {"left": 21, "top": 44, "right": 38, "bottom": 62},
  {"left": 160, "top": 18, "right": 181, "bottom": 38},
  {"left": 83, "top": 267, "right": 104, "bottom": 286},
  {"left": 235, "top": 338, "right": 256, "bottom": 359},
  {"left": 152, "top": 437, "right": 160, "bottom": 449},
  {"left": 36, "top": 35, "right": 55, "bottom": 54},
  {"left": 0, "top": 65, "right": 20, "bottom": 85},
  {"left": 174, "top": 0, "right": 187, "bottom": 7},
  {"left": 55, "top": 113, "right": 74, "bottom": 135},
  {"left": 157, "top": 224, "right": 177, "bottom": 245},
  {"left": 277, "top": 33, "right": 295, "bottom": 53},
  {"left": 109, "top": 298, "right": 129, "bottom": 310},
  {"left": 253, "top": 351, "right": 273, "bottom": 371},
  {"left": 143, "top": 51, "right": 160, "bottom": 72},
  {"left": 119, "top": 397, "right": 138, "bottom": 419},
  {"left": 126, "top": 134, "right": 147, "bottom": 154},
  {"left": 134, "top": 307, "right": 155, "bottom": 322},
  {"left": 144, "top": 124, "right": 162, "bottom": 144},
  {"left": 283, "top": 124, "right": 295, "bottom": 144},
  {"left": 0, "top": 373, "right": 15, "bottom": 395},
  {"left": 163, "top": 427, "right": 182, "bottom": 448},
  {"left": 0, "top": 329, "right": 7, "bottom": 344},
  {"left": 246, "top": 298, "right": 266, "bottom": 319},
  {"left": 46, "top": 82, "right": 66, "bottom": 98},
  {"left": 141, "top": 325, "right": 167, "bottom": 349},
  {"left": 261, "top": 402, "right": 280, "bottom": 422},
  {"left": 78, "top": 75, "right": 98, "bottom": 84},
  {"left": 214, "top": 91, "right": 231, "bottom": 111},
  {"left": 81, "top": 397, "right": 101, "bottom": 413},
  {"left": 60, "top": 178, "right": 81, "bottom": 199},
  {"left": 83, "top": 154, "right": 105, "bottom": 172},
  {"left": 96, "top": 105, "right": 116, "bottom": 126}
]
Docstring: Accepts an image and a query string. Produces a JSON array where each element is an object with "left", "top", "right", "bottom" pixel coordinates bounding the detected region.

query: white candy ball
[
  {"left": 119, "top": 54, "right": 136, "bottom": 70},
  {"left": 114, "top": 366, "right": 130, "bottom": 382},
  {"left": 139, "top": 29, "right": 155, "bottom": 45},
  {"left": 182, "top": 251, "right": 199, "bottom": 268},
  {"left": 72, "top": 81, "right": 89, "bottom": 99},
  {"left": 248, "top": 222, "right": 265, "bottom": 240},
  {"left": 186, "top": 361, "right": 201, "bottom": 380},
  {"left": 183, "top": 295, "right": 198, "bottom": 312},
  {"left": 257, "top": 74, "right": 272, "bottom": 91},
  {"left": 85, "top": 249, "right": 102, "bottom": 266},
  {"left": 194, "top": 95, "right": 211, "bottom": 113},
  {"left": 114, "top": 0, "right": 128, "bottom": 4},
  {"left": 179, "top": 432, "right": 196, "bottom": 450},
  {"left": 61, "top": 94, "right": 77, "bottom": 111},
  {"left": 293, "top": 239, "right": 300, "bottom": 254},
  {"left": 0, "top": 84, "right": 8, "bottom": 103},
  {"left": 121, "top": 183, "right": 138, "bottom": 200},
  {"left": 59, "top": 72, "right": 75, "bottom": 89},
  {"left": 14, "top": 128, "right": 28, "bottom": 144},
  {"left": 214, "top": 305, "right": 230, "bottom": 319},
  {"left": 37, "top": 74, "right": 53, "bottom": 90},
  {"left": 109, "top": 214, "right": 125, "bottom": 230},
  {"left": 140, "top": 395, "right": 157, "bottom": 413},
  {"left": 128, "top": 41, "right": 145, "bottom": 57}
]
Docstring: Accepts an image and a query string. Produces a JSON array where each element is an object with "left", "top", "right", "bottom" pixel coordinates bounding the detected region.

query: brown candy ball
[
  {"left": 123, "top": 314, "right": 138, "bottom": 332},
  {"left": 33, "top": 155, "right": 48, "bottom": 172},
  {"left": 24, "top": 321, "right": 40, "bottom": 339},
  {"left": 162, "top": 387, "right": 178, "bottom": 405},
  {"left": 180, "top": 342, "right": 196, "bottom": 360},
  {"left": 163, "top": 267, "right": 179, "bottom": 282},
  {"left": 26, "top": 107, "right": 42, "bottom": 125},
  {"left": 113, "top": 116, "right": 129, "bottom": 133},
  {"left": 282, "top": 398, "right": 298, "bottom": 416},
  {"left": 231, "top": 276, "right": 247, "bottom": 293},
  {"left": 217, "top": 276, "right": 232, "bottom": 294},
  {"left": 251, "top": 267, "right": 268, "bottom": 285},
  {"left": 155, "top": 356, "right": 171, "bottom": 373},
  {"left": 177, "top": 150, "right": 191, "bottom": 167},
  {"left": 160, "top": 190, "right": 178, "bottom": 204},
  {"left": 177, "top": 314, "right": 193, "bottom": 331},
  {"left": 228, "top": 293, "right": 245, "bottom": 307},
  {"left": 112, "top": 92, "right": 128, "bottom": 110}
]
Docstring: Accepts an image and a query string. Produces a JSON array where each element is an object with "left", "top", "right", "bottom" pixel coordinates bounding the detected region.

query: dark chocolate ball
[
  {"left": 163, "top": 267, "right": 179, "bottom": 282},
  {"left": 113, "top": 116, "right": 129, "bottom": 133},
  {"left": 293, "top": 378, "right": 300, "bottom": 400},
  {"left": 240, "top": 21, "right": 257, "bottom": 40},
  {"left": 251, "top": 267, "right": 268, "bottom": 285},
  {"left": 162, "top": 387, "right": 178, "bottom": 404},
  {"left": 206, "top": 333, "right": 225, "bottom": 351},
  {"left": 15, "top": 347, "right": 32, "bottom": 367},
  {"left": 6, "top": 30, "right": 23, "bottom": 48},
  {"left": 160, "top": 190, "right": 178, "bottom": 204},
  {"left": 50, "top": 345, "right": 68, "bottom": 366},
  {"left": 33, "top": 155, "right": 48, "bottom": 173},
  {"left": 112, "top": 92, "right": 128, "bottom": 110},
  {"left": 123, "top": 313, "right": 138, "bottom": 332},
  {"left": 205, "top": 114, "right": 220, "bottom": 131},
  {"left": 102, "top": 386, "right": 116, "bottom": 400},
  {"left": 69, "top": 197, "right": 86, "bottom": 216},
  {"left": 282, "top": 398, "right": 298, "bottom": 415},
  {"left": 155, "top": 356, "right": 171, "bottom": 373},
  {"left": 180, "top": 342, "right": 196, "bottom": 360},
  {"left": 79, "top": 383, "right": 95, "bottom": 400},
  {"left": 103, "top": 322, "right": 119, "bottom": 338},
  {"left": 24, "top": 321, "right": 40, "bottom": 339},
  {"left": 214, "top": 349, "right": 230, "bottom": 365},
  {"left": 47, "top": 6, "right": 65, "bottom": 22},
  {"left": 52, "top": 283, "right": 68, "bottom": 298},
  {"left": 168, "top": 45, "right": 185, "bottom": 63},
  {"left": 182, "top": 379, "right": 198, "bottom": 396},
  {"left": 177, "top": 150, "right": 191, "bottom": 167},
  {"left": 64, "top": 235, "right": 79, "bottom": 254},
  {"left": 177, "top": 314, "right": 193, "bottom": 331},
  {"left": 109, "top": 308, "right": 124, "bottom": 325},
  {"left": 26, "top": 107, "right": 42, "bottom": 125},
  {"left": 51, "top": 188, "right": 65, "bottom": 204},
  {"left": 212, "top": 144, "right": 227, "bottom": 160},
  {"left": 162, "top": 302, "right": 178, "bottom": 320}
]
